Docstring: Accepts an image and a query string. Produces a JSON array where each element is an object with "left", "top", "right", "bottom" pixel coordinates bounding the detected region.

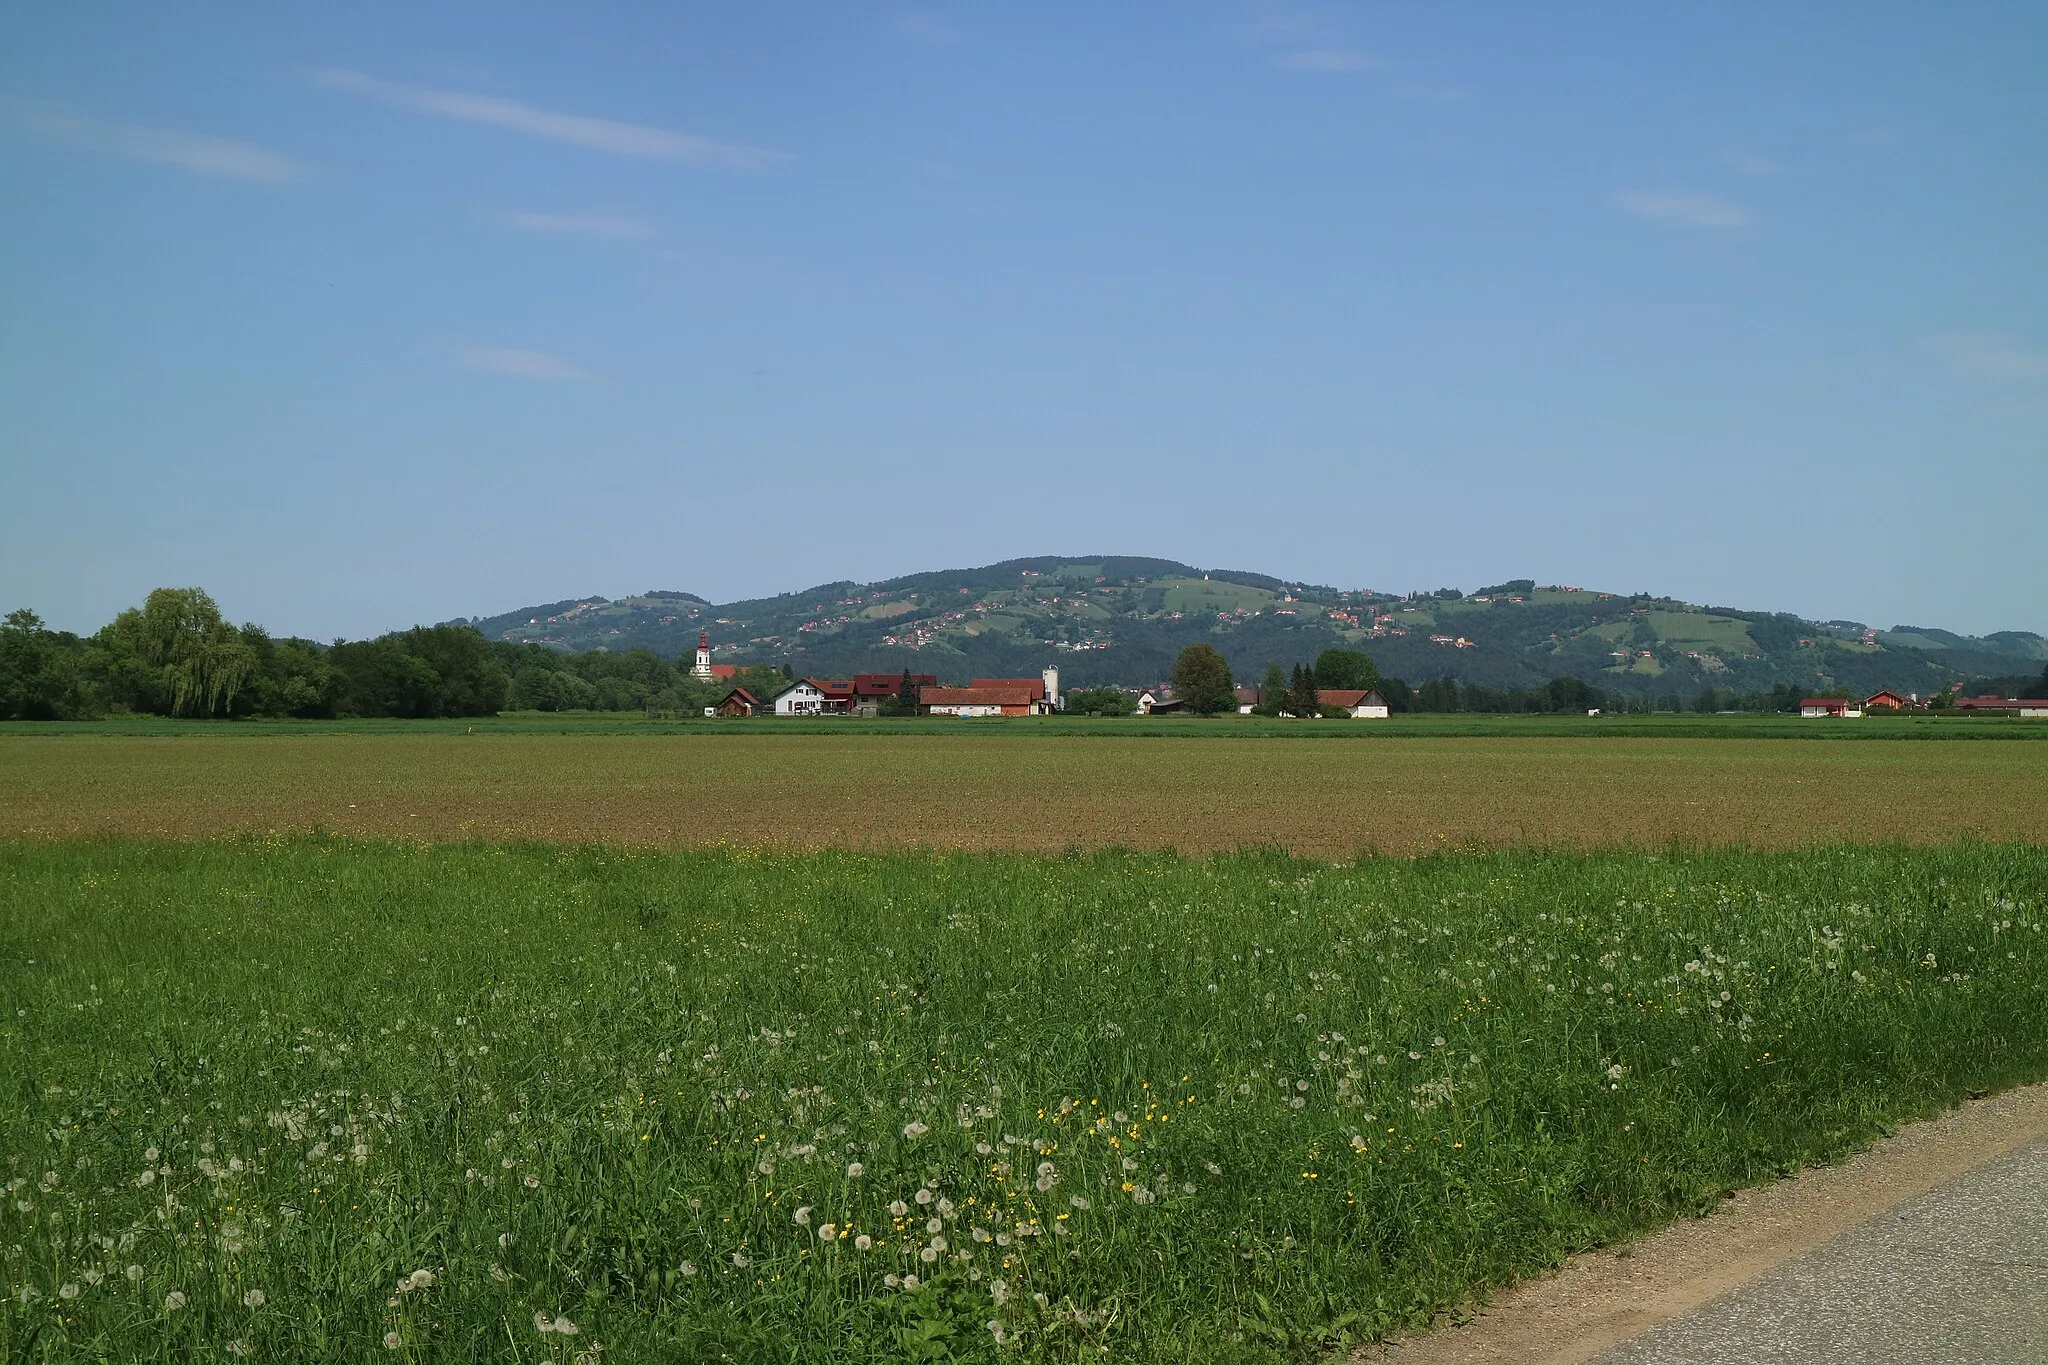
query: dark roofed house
[
  {"left": 1800, "top": 697, "right": 1860, "bottom": 718},
  {"left": 1864, "top": 690, "right": 1914, "bottom": 710},
  {"left": 1954, "top": 695, "right": 2048, "bottom": 716},
  {"left": 1235, "top": 685, "right": 1261, "bottom": 714},
  {"left": 850, "top": 672, "right": 938, "bottom": 717},
  {"left": 715, "top": 687, "right": 758, "bottom": 717}
]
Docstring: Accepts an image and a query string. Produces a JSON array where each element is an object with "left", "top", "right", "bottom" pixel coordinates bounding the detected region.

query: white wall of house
[
  {"left": 774, "top": 683, "right": 825, "bottom": 716},
  {"left": 929, "top": 704, "right": 1007, "bottom": 717}
]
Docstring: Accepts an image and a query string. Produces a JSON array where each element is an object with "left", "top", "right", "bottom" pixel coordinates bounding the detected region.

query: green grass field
[{"left": 5, "top": 838, "right": 2046, "bottom": 1361}]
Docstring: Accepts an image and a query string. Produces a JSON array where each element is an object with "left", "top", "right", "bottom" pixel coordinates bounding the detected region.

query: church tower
[{"left": 693, "top": 629, "right": 714, "bottom": 682}]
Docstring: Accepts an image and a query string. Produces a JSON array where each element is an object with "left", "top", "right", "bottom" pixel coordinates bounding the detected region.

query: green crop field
[{"left": 4, "top": 839, "right": 2046, "bottom": 1361}]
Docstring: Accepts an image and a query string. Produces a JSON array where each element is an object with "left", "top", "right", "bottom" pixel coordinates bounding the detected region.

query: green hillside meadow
[{"left": 5, "top": 838, "right": 2047, "bottom": 1361}]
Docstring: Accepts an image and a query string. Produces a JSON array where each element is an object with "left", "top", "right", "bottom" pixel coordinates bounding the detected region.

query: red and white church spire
[{"left": 692, "top": 629, "right": 713, "bottom": 682}]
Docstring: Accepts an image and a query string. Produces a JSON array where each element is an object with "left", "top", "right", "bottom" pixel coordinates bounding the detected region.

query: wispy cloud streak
[
  {"left": 1613, "top": 191, "right": 1751, "bottom": 230},
  {"left": 1274, "top": 49, "right": 1382, "bottom": 72},
  {"left": 1940, "top": 334, "right": 2048, "bottom": 382},
  {"left": 314, "top": 70, "right": 779, "bottom": 167},
  {"left": 11, "top": 101, "right": 305, "bottom": 183},
  {"left": 458, "top": 347, "right": 589, "bottom": 380},
  {"left": 502, "top": 212, "right": 653, "bottom": 240},
  {"left": 1719, "top": 147, "right": 1782, "bottom": 177}
]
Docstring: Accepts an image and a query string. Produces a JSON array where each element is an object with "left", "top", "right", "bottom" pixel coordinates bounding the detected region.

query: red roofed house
[
  {"left": 920, "top": 685, "right": 1036, "bottom": 717},
  {"left": 1864, "top": 690, "right": 1914, "bottom": 711},
  {"left": 1800, "top": 697, "right": 1861, "bottom": 718}
]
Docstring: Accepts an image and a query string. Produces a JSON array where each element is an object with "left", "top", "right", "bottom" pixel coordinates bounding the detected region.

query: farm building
[
  {"left": 1864, "top": 690, "right": 1915, "bottom": 710},
  {"left": 920, "top": 685, "right": 1036, "bottom": 717},
  {"left": 1135, "top": 690, "right": 1186, "bottom": 715},
  {"left": 1317, "top": 689, "right": 1391, "bottom": 718},
  {"left": 1954, "top": 695, "right": 2048, "bottom": 715},
  {"left": 1235, "top": 686, "right": 1261, "bottom": 714},
  {"left": 715, "top": 687, "right": 759, "bottom": 717},
  {"left": 969, "top": 668, "right": 1062, "bottom": 714},
  {"left": 1800, "top": 697, "right": 1862, "bottom": 718}
]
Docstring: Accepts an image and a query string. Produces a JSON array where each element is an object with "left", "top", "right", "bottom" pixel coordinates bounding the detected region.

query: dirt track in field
[
  {"left": 4, "top": 733, "right": 2045, "bottom": 855},
  {"left": 1359, "top": 1081, "right": 2048, "bottom": 1365}
]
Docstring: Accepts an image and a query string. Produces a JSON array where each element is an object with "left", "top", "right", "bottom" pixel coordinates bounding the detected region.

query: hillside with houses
[{"left": 452, "top": 556, "right": 2047, "bottom": 702}]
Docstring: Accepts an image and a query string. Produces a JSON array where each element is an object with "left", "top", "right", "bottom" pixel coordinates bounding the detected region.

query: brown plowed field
[{"left": 4, "top": 733, "right": 2044, "bottom": 855}]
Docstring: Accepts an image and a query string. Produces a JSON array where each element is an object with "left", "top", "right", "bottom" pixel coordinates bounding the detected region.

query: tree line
[{"left": 0, "top": 589, "right": 786, "bottom": 721}]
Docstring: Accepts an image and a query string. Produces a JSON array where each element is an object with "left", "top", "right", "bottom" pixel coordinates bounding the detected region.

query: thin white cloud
[
  {"left": 1719, "top": 147, "right": 1783, "bottom": 177},
  {"left": 1940, "top": 334, "right": 2048, "bottom": 382},
  {"left": 1613, "top": 191, "right": 1752, "bottom": 230},
  {"left": 458, "top": 347, "right": 589, "bottom": 380},
  {"left": 10, "top": 101, "right": 305, "bottom": 183},
  {"left": 1389, "top": 85, "right": 1470, "bottom": 103},
  {"left": 502, "top": 212, "right": 653, "bottom": 240},
  {"left": 1274, "top": 49, "right": 1382, "bottom": 72},
  {"left": 893, "top": 12, "right": 957, "bottom": 42},
  {"left": 313, "top": 70, "right": 779, "bottom": 167}
]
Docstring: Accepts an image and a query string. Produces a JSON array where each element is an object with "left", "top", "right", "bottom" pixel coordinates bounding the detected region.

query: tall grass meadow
[{"left": 3, "top": 837, "right": 2045, "bottom": 1361}]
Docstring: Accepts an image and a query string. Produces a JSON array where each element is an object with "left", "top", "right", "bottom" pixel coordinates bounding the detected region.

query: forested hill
[{"left": 454, "top": 556, "right": 2047, "bottom": 700}]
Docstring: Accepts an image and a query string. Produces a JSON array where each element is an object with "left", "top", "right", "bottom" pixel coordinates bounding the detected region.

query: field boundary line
[{"left": 1358, "top": 1079, "right": 2048, "bottom": 1364}]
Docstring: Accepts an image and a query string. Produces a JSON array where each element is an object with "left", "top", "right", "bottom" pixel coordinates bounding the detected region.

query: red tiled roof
[
  {"left": 971, "top": 677, "right": 1047, "bottom": 700},
  {"left": 710, "top": 663, "right": 737, "bottom": 680},
  {"left": 921, "top": 687, "right": 1034, "bottom": 707},
  {"left": 1316, "top": 689, "right": 1384, "bottom": 707},
  {"left": 851, "top": 672, "right": 937, "bottom": 696},
  {"left": 720, "top": 687, "right": 758, "bottom": 706}
]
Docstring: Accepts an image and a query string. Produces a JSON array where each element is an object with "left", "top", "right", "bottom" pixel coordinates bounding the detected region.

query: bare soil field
[{"left": 4, "top": 732, "right": 2044, "bottom": 854}]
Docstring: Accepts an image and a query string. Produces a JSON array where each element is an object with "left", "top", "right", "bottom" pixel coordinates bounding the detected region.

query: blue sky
[{"left": 3, "top": 3, "right": 2043, "bottom": 640}]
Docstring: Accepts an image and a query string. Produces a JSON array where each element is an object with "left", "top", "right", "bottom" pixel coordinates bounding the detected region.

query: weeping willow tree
[{"left": 110, "top": 587, "right": 258, "bottom": 717}]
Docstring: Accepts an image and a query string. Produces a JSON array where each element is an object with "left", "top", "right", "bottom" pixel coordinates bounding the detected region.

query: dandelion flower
[
  {"left": 681, "top": 1260, "right": 697, "bottom": 1276},
  {"left": 243, "top": 1288, "right": 266, "bottom": 1308},
  {"left": 903, "top": 1274, "right": 921, "bottom": 1289},
  {"left": 732, "top": 1251, "right": 750, "bottom": 1268},
  {"left": 552, "top": 1317, "right": 577, "bottom": 1336},
  {"left": 903, "top": 1121, "right": 929, "bottom": 1138},
  {"left": 920, "top": 1246, "right": 939, "bottom": 1263},
  {"left": 818, "top": 1223, "right": 837, "bottom": 1241},
  {"left": 126, "top": 1265, "right": 144, "bottom": 1282},
  {"left": 915, "top": 1188, "right": 935, "bottom": 1205},
  {"left": 888, "top": 1199, "right": 909, "bottom": 1217},
  {"left": 165, "top": 1290, "right": 187, "bottom": 1310},
  {"left": 535, "top": 1312, "right": 554, "bottom": 1333},
  {"left": 1070, "top": 1195, "right": 1091, "bottom": 1210},
  {"left": 854, "top": 1235, "right": 873, "bottom": 1251},
  {"left": 846, "top": 1161, "right": 863, "bottom": 1178},
  {"left": 407, "top": 1269, "right": 435, "bottom": 1290},
  {"left": 884, "top": 1273, "right": 902, "bottom": 1288},
  {"left": 58, "top": 1283, "right": 79, "bottom": 1301},
  {"left": 793, "top": 1206, "right": 812, "bottom": 1226},
  {"left": 384, "top": 1332, "right": 402, "bottom": 1349}
]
